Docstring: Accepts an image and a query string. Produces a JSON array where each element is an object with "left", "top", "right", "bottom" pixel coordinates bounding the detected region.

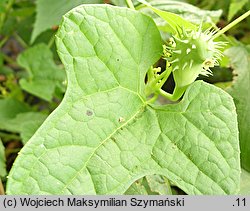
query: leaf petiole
[
  {"left": 126, "top": 0, "right": 135, "bottom": 10},
  {"left": 146, "top": 93, "right": 159, "bottom": 103}
]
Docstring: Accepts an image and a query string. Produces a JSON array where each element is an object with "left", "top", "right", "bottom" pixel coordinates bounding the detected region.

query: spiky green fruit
[{"left": 164, "top": 28, "right": 225, "bottom": 88}]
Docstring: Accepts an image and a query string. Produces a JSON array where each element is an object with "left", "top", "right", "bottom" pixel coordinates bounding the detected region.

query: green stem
[
  {"left": 157, "top": 67, "right": 172, "bottom": 88},
  {"left": 212, "top": 10, "right": 250, "bottom": 40},
  {"left": 146, "top": 93, "right": 159, "bottom": 104},
  {"left": 0, "top": 36, "right": 8, "bottom": 48},
  {"left": 158, "top": 85, "right": 187, "bottom": 102},
  {"left": 126, "top": 0, "right": 135, "bottom": 10},
  {"left": 2, "top": 54, "right": 17, "bottom": 66},
  {"left": 135, "top": 3, "right": 146, "bottom": 10},
  {"left": 13, "top": 33, "right": 28, "bottom": 48},
  {"left": 48, "top": 34, "right": 55, "bottom": 49},
  {"left": 145, "top": 67, "right": 171, "bottom": 97}
]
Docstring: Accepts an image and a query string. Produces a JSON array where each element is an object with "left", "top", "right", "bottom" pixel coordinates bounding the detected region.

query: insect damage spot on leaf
[{"left": 86, "top": 110, "right": 93, "bottom": 116}]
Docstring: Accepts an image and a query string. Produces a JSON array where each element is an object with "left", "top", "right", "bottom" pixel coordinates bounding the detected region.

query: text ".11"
[{"left": 234, "top": 198, "right": 246, "bottom": 207}]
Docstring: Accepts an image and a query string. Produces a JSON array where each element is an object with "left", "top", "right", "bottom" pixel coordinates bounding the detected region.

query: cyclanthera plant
[{"left": 5, "top": 2, "right": 250, "bottom": 194}]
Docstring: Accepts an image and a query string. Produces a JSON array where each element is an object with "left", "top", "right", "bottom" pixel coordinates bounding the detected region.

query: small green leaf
[
  {"left": 31, "top": 0, "right": 103, "bottom": 43},
  {"left": 18, "top": 44, "right": 65, "bottom": 101},
  {"left": 1, "top": 112, "right": 48, "bottom": 145},
  {"left": 225, "top": 45, "right": 250, "bottom": 172},
  {"left": 0, "top": 97, "right": 47, "bottom": 144},
  {"left": 228, "top": 0, "right": 248, "bottom": 21},
  {"left": 138, "top": 0, "right": 197, "bottom": 34},
  {"left": 0, "top": 139, "right": 6, "bottom": 178},
  {"left": 138, "top": 0, "right": 222, "bottom": 26},
  {"left": 7, "top": 5, "right": 240, "bottom": 195},
  {"left": 0, "top": 98, "right": 30, "bottom": 131}
]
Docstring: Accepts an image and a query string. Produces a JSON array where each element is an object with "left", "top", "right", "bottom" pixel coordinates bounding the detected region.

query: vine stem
[
  {"left": 13, "top": 33, "right": 28, "bottom": 48},
  {"left": 126, "top": 0, "right": 135, "bottom": 10},
  {"left": 212, "top": 10, "right": 250, "bottom": 40}
]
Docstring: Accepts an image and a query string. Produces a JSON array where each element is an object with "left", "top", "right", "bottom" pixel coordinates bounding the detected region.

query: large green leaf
[
  {"left": 225, "top": 46, "right": 250, "bottom": 172},
  {"left": 31, "top": 0, "right": 103, "bottom": 42},
  {"left": 6, "top": 5, "right": 240, "bottom": 195},
  {"left": 18, "top": 44, "right": 65, "bottom": 102}
]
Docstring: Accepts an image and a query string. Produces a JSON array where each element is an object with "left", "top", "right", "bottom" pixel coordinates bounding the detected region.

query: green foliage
[
  {"left": 0, "top": 0, "right": 249, "bottom": 196},
  {"left": 228, "top": 0, "right": 249, "bottom": 21},
  {"left": 0, "top": 139, "right": 6, "bottom": 178},
  {"left": 0, "top": 98, "right": 30, "bottom": 132},
  {"left": 6, "top": 5, "right": 240, "bottom": 195},
  {"left": 225, "top": 45, "right": 250, "bottom": 172},
  {"left": 138, "top": 0, "right": 222, "bottom": 26},
  {"left": 138, "top": 0, "right": 197, "bottom": 34},
  {"left": 0, "top": 98, "right": 47, "bottom": 144},
  {"left": 3, "top": 112, "right": 48, "bottom": 144},
  {"left": 31, "top": 0, "right": 103, "bottom": 42},
  {"left": 17, "top": 44, "right": 66, "bottom": 101}
]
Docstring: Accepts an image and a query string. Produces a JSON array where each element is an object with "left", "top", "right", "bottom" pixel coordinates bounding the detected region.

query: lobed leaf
[{"left": 6, "top": 5, "right": 240, "bottom": 195}]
